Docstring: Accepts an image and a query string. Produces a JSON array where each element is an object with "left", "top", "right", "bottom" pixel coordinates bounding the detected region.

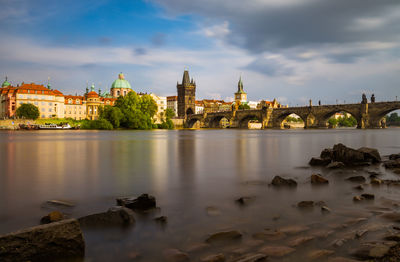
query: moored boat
[{"left": 38, "top": 123, "right": 72, "bottom": 130}]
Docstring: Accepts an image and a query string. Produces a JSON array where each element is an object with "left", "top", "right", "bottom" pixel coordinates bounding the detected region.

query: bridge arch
[
  {"left": 208, "top": 115, "right": 231, "bottom": 128},
  {"left": 273, "top": 111, "right": 307, "bottom": 129},
  {"left": 186, "top": 117, "right": 201, "bottom": 128},
  {"left": 238, "top": 114, "right": 263, "bottom": 129},
  {"left": 369, "top": 106, "right": 400, "bottom": 128},
  {"left": 318, "top": 109, "right": 360, "bottom": 128}
]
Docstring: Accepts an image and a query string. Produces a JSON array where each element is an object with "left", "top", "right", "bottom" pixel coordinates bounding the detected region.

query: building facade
[
  {"left": 177, "top": 70, "right": 196, "bottom": 118},
  {"left": 149, "top": 93, "right": 167, "bottom": 124},
  {"left": 167, "top": 96, "right": 178, "bottom": 117}
]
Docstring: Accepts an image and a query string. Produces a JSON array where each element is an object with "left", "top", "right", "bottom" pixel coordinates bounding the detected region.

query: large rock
[
  {"left": 389, "top": 153, "right": 400, "bottom": 160},
  {"left": 332, "top": 143, "right": 365, "bottom": 164},
  {"left": 346, "top": 176, "right": 366, "bottom": 183},
  {"left": 358, "top": 147, "right": 381, "bottom": 163},
  {"left": 383, "top": 159, "right": 400, "bottom": 169},
  {"left": 0, "top": 218, "right": 84, "bottom": 262},
  {"left": 116, "top": 193, "right": 156, "bottom": 211},
  {"left": 200, "top": 253, "right": 225, "bottom": 262},
  {"left": 320, "top": 149, "right": 334, "bottom": 159},
  {"left": 78, "top": 206, "right": 135, "bottom": 227},
  {"left": 311, "top": 174, "right": 329, "bottom": 184},
  {"left": 206, "top": 230, "right": 242, "bottom": 243},
  {"left": 309, "top": 157, "right": 331, "bottom": 166},
  {"left": 270, "top": 176, "right": 297, "bottom": 187},
  {"left": 327, "top": 161, "right": 345, "bottom": 169}
]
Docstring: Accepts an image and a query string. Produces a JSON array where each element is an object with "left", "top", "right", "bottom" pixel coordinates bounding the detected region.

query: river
[{"left": 0, "top": 129, "right": 400, "bottom": 261}]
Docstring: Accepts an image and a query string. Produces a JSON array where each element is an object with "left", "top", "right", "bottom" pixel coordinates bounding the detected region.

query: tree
[
  {"left": 114, "top": 91, "right": 157, "bottom": 129},
  {"left": 328, "top": 118, "right": 338, "bottom": 127},
  {"left": 81, "top": 119, "right": 113, "bottom": 130},
  {"left": 158, "top": 108, "right": 175, "bottom": 129},
  {"left": 165, "top": 108, "right": 175, "bottom": 119},
  {"left": 238, "top": 104, "right": 250, "bottom": 110},
  {"left": 99, "top": 106, "right": 123, "bottom": 128},
  {"left": 16, "top": 103, "right": 40, "bottom": 120}
]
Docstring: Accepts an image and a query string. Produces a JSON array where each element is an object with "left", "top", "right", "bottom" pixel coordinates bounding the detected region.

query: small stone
[
  {"left": 280, "top": 225, "right": 310, "bottom": 235},
  {"left": 78, "top": 206, "right": 135, "bottom": 228},
  {"left": 258, "top": 245, "right": 295, "bottom": 257},
  {"left": 235, "top": 197, "right": 255, "bottom": 206},
  {"left": 370, "top": 178, "right": 382, "bottom": 185},
  {"left": 163, "top": 249, "right": 190, "bottom": 262},
  {"left": 46, "top": 199, "right": 75, "bottom": 207},
  {"left": 311, "top": 174, "right": 329, "bottom": 184},
  {"left": 206, "top": 230, "right": 242, "bottom": 243},
  {"left": 369, "top": 245, "right": 390, "bottom": 258},
  {"left": 287, "top": 236, "right": 314, "bottom": 247},
  {"left": 200, "top": 253, "right": 225, "bottom": 262},
  {"left": 252, "top": 230, "right": 286, "bottom": 241},
  {"left": 40, "top": 211, "right": 64, "bottom": 224},
  {"left": 327, "top": 161, "right": 345, "bottom": 169},
  {"left": 389, "top": 153, "right": 400, "bottom": 160},
  {"left": 307, "top": 249, "right": 334, "bottom": 260},
  {"left": 321, "top": 206, "right": 331, "bottom": 213},
  {"left": 361, "top": 193, "right": 375, "bottom": 200},
  {"left": 353, "top": 185, "right": 364, "bottom": 191},
  {"left": 309, "top": 157, "right": 331, "bottom": 166},
  {"left": 185, "top": 243, "right": 210, "bottom": 253},
  {"left": 353, "top": 195, "right": 364, "bottom": 202},
  {"left": 270, "top": 176, "right": 297, "bottom": 187},
  {"left": 297, "top": 201, "right": 314, "bottom": 208},
  {"left": 233, "top": 253, "right": 267, "bottom": 262},
  {"left": 154, "top": 216, "right": 167, "bottom": 224},
  {"left": 381, "top": 212, "right": 400, "bottom": 222},
  {"left": 346, "top": 176, "right": 366, "bottom": 183}
]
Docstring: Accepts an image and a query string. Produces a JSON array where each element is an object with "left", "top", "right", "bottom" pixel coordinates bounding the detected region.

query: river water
[{"left": 1, "top": 129, "right": 400, "bottom": 261}]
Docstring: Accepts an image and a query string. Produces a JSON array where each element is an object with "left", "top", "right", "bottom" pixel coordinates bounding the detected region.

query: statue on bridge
[
  {"left": 371, "top": 94, "right": 375, "bottom": 103},
  {"left": 361, "top": 93, "right": 367, "bottom": 104}
]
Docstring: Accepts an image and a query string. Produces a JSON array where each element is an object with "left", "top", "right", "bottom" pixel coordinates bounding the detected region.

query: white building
[
  {"left": 150, "top": 93, "right": 167, "bottom": 124},
  {"left": 167, "top": 96, "right": 178, "bottom": 117}
]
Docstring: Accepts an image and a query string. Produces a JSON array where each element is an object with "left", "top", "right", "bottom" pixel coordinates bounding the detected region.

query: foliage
[
  {"left": 35, "top": 118, "right": 83, "bottom": 127},
  {"left": 158, "top": 108, "right": 175, "bottom": 129},
  {"left": 16, "top": 104, "right": 40, "bottom": 120},
  {"left": 80, "top": 119, "right": 113, "bottom": 130},
  {"left": 386, "top": 112, "right": 400, "bottom": 126},
  {"left": 112, "top": 91, "right": 157, "bottom": 129},
  {"left": 328, "top": 113, "right": 357, "bottom": 127},
  {"left": 99, "top": 106, "right": 123, "bottom": 128},
  {"left": 285, "top": 116, "right": 304, "bottom": 123},
  {"left": 238, "top": 104, "right": 250, "bottom": 110},
  {"left": 328, "top": 118, "right": 338, "bottom": 127}
]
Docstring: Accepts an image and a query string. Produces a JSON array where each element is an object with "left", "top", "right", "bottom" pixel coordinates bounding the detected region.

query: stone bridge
[{"left": 186, "top": 101, "right": 400, "bottom": 129}]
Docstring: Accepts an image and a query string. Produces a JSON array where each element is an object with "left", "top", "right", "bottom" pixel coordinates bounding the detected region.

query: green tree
[
  {"left": 16, "top": 103, "right": 40, "bottom": 120},
  {"left": 81, "top": 119, "right": 113, "bottom": 130},
  {"left": 328, "top": 118, "right": 338, "bottom": 127},
  {"left": 158, "top": 108, "right": 175, "bottom": 129},
  {"left": 165, "top": 108, "right": 175, "bottom": 119},
  {"left": 99, "top": 106, "right": 123, "bottom": 128},
  {"left": 114, "top": 91, "right": 157, "bottom": 129},
  {"left": 238, "top": 104, "right": 250, "bottom": 110}
]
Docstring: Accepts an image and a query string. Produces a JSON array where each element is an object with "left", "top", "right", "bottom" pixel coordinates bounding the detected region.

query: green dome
[
  {"left": 2, "top": 77, "right": 10, "bottom": 87},
  {"left": 111, "top": 73, "right": 132, "bottom": 89}
]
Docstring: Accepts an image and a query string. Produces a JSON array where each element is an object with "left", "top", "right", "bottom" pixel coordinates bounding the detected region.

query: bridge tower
[{"left": 177, "top": 70, "right": 196, "bottom": 118}]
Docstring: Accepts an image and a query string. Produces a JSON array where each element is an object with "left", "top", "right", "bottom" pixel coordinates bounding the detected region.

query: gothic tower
[
  {"left": 177, "top": 70, "right": 196, "bottom": 118},
  {"left": 234, "top": 76, "right": 247, "bottom": 105}
]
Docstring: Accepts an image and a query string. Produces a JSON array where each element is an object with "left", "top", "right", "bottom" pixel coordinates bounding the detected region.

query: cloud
[
  {"left": 151, "top": 32, "right": 167, "bottom": 46},
  {"left": 245, "top": 55, "right": 294, "bottom": 76}
]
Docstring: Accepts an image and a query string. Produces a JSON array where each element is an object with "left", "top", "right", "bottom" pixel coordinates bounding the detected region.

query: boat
[{"left": 38, "top": 123, "right": 72, "bottom": 130}]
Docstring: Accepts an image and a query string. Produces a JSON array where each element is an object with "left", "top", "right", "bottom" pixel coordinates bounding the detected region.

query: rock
[
  {"left": 351, "top": 243, "right": 390, "bottom": 259},
  {"left": 116, "top": 193, "right": 156, "bottom": 211},
  {"left": 40, "top": 210, "right": 65, "bottom": 224},
  {"left": 163, "top": 248, "right": 190, "bottom": 262},
  {"left": 307, "top": 249, "right": 334, "bottom": 260},
  {"left": 381, "top": 212, "right": 400, "bottom": 222},
  {"left": 280, "top": 225, "right": 310, "bottom": 235},
  {"left": 370, "top": 178, "right": 382, "bottom": 185},
  {"left": 127, "top": 251, "right": 141, "bottom": 260},
  {"left": 185, "top": 243, "right": 210, "bottom": 253},
  {"left": 235, "top": 197, "right": 255, "bottom": 206},
  {"left": 361, "top": 193, "right": 375, "bottom": 200},
  {"left": 154, "top": 216, "right": 167, "bottom": 224},
  {"left": 206, "top": 230, "right": 242, "bottom": 243},
  {"left": 78, "top": 206, "right": 135, "bottom": 227},
  {"left": 353, "top": 185, "right": 364, "bottom": 191},
  {"left": 309, "top": 157, "right": 331, "bottom": 166},
  {"left": 200, "top": 253, "right": 225, "bottom": 262},
  {"left": 297, "top": 201, "right": 314, "bottom": 208},
  {"left": 383, "top": 159, "right": 400, "bottom": 169},
  {"left": 288, "top": 236, "right": 314, "bottom": 247},
  {"left": 321, "top": 206, "right": 331, "bottom": 213},
  {"left": 358, "top": 147, "right": 381, "bottom": 163},
  {"left": 0, "top": 218, "right": 84, "bottom": 262},
  {"left": 346, "top": 176, "right": 366, "bottom": 183},
  {"left": 353, "top": 195, "right": 364, "bottom": 202},
  {"left": 233, "top": 253, "right": 267, "bottom": 262},
  {"left": 311, "top": 174, "right": 329, "bottom": 184},
  {"left": 321, "top": 149, "right": 334, "bottom": 159},
  {"left": 384, "top": 234, "right": 400, "bottom": 242},
  {"left": 389, "top": 153, "right": 400, "bottom": 160},
  {"left": 327, "top": 161, "right": 345, "bottom": 169},
  {"left": 206, "top": 206, "right": 221, "bottom": 216},
  {"left": 332, "top": 143, "right": 365, "bottom": 164},
  {"left": 258, "top": 245, "right": 295, "bottom": 257},
  {"left": 252, "top": 230, "right": 286, "bottom": 241},
  {"left": 270, "top": 176, "right": 297, "bottom": 187},
  {"left": 309, "top": 229, "right": 334, "bottom": 239},
  {"left": 369, "top": 245, "right": 390, "bottom": 258},
  {"left": 327, "top": 257, "right": 364, "bottom": 262}
]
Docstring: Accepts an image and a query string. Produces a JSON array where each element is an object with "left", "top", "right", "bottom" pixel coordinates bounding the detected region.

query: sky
[{"left": 0, "top": 0, "right": 399, "bottom": 105}]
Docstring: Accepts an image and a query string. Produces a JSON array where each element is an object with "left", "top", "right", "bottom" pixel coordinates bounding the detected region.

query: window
[
  {"left": 19, "top": 102, "right": 23, "bottom": 105},
  {"left": 41, "top": 102, "right": 45, "bottom": 105},
  {"left": 76, "top": 99, "right": 80, "bottom": 104},
  {"left": 124, "top": 91, "right": 126, "bottom": 96},
  {"left": 42, "top": 108, "right": 45, "bottom": 111},
  {"left": 68, "top": 99, "right": 72, "bottom": 104},
  {"left": 49, "top": 108, "right": 52, "bottom": 112},
  {"left": 49, "top": 102, "right": 52, "bottom": 106},
  {"left": 42, "top": 91, "right": 44, "bottom": 94},
  {"left": 41, "top": 115, "right": 45, "bottom": 118},
  {"left": 28, "top": 90, "right": 30, "bottom": 94},
  {"left": 117, "top": 90, "right": 120, "bottom": 96},
  {"left": 27, "top": 96, "right": 31, "bottom": 99},
  {"left": 34, "top": 101, "right": 38, "bottom": 105}
]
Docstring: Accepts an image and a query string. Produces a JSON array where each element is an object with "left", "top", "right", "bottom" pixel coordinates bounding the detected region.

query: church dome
[
  {"left": 2, "top": 77, "right": 10, "bottom": 88},
  {"left": 111, "top": 73, "right": 132, "bottom": 89}
]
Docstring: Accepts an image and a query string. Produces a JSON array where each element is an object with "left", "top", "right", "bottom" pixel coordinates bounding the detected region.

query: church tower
[
  {"left": 177, "top": 69, "right": 196, "bottom": 118},
  {"left": 234, "top": 76, "right": 247, "bottom": 105}
]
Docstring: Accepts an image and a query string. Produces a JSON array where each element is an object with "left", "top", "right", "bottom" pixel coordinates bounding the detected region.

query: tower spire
[
  {"left": 238, "top": 76, "right": 244, "bottom": 92},
  {"left": 182, "top": 69, "right": 190, "bottom": 85}
]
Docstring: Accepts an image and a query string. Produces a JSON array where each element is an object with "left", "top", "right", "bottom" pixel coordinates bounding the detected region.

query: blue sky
[{"left": 1, "top": 0, "right": 400, "bottom": 105}]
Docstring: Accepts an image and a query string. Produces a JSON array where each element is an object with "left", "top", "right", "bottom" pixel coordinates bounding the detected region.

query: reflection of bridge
[{"left": 186, "top": 101, "right": 400, "bottom": 129}]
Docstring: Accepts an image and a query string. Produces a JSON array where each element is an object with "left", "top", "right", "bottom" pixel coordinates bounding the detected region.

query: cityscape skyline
[{"left": 1, "top": 0, "right": 399, "bottom": 106}]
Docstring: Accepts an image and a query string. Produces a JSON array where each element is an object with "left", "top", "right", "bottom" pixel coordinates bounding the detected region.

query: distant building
[
  {"left": 167, "top": 96, "right": 178, "bottom": 117},
  {"left": 234, "top": 76, "right": 247, "bottom": 105},
  {"left": 64, "top": 95, "right": 86, "bottom": 120},
  {"left": 248, "top": 101, "right": 258, "bottom": 109},
  {"left": 195, "top": 100, "right": 204, "bottom": 114},
  {"left": 150, "top": 93, "right": 167, "bottom": 124},
  {"left": 177, "top": 70, "right": 196, "bottom": 118},
  {"left": 110, "top": 73, "right": 132, "bottom": 98},
  {"left": 257, "top": 99, "right": 284, "bottom": 109}
]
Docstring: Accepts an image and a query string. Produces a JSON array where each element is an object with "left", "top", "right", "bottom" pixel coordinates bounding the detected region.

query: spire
[
  {"left": 47, "top": 76, "right": 51, "bottom": 89},
  {"left": 91, "top": 83, "right": 95, "bottom": 92},
  {"left": 238, "top": 76, "right": 244, "bottom": 92},
  {"left": 182, "top": 70, "right": 190, "bottom": 85}
]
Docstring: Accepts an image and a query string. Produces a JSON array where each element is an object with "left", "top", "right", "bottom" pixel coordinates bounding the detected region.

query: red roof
[{"left": 86, "top": 91, "right": 99, "bottom": 98}]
